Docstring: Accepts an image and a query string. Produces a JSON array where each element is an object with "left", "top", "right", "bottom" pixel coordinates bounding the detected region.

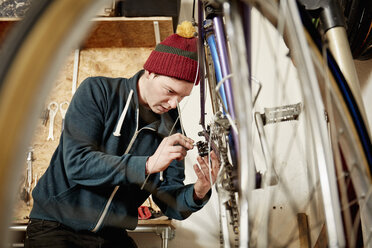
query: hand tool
[
  {"left": 26, "top": 148, "right": 34, "bottom": 206},
  {"left": 47, "top": 102, "right": 58, "bottom": 141},
  {"left": 59, "top": 101, "right": 69, "bottom": 133},
  {"left": 20, "top": 147, "right": 34, "bottom": 206},
  {"left": 40, "top": 107, "right": 49, "bottom": 126},
  {"left": 138, "top": 206, "right": 152, "bottom": 220}
]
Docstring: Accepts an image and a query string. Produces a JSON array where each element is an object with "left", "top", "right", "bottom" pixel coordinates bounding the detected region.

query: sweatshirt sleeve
[
  {"left": 62, "top": 77, "right": 146, "bottom": 187},
  {"left": 151, "top": 159, "right": 211, "bottom": 220}
]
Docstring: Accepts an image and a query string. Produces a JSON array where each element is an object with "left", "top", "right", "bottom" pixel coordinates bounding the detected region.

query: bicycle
[
  {"left": 0, "top": 0, "right": 371, "bottom": 247},
  {"left": 194, "top": 0, "right": 371, "bottom": 247}
]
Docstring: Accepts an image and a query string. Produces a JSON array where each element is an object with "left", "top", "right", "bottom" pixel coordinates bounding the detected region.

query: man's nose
[{"left": 168, "top": 96, "right": 180, "bottom": 109}]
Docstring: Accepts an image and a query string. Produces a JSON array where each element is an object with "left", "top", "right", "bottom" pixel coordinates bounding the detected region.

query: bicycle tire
[{"left": 0, "top": 0, "right": 108, "bottom": 243}]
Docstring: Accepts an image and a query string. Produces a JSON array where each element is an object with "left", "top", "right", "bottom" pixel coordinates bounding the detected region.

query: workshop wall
[
  {"left": 12, "top": 47, "right": 153, "bottom": 221},
  {"left": 11, "top": 45, "right": 221, "bottom": 248}
]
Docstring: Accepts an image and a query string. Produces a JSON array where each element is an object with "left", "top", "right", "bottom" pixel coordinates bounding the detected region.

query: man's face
[{"left": 145, "top": 73, "right": 194, "bottom": 114}]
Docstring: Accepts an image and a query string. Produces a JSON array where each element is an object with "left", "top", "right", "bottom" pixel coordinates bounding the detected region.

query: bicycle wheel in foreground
[{"left": 0, "top": 0, "right": 110, "bottom": 244}]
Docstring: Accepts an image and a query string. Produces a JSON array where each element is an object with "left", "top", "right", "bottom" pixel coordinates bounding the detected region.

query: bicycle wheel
[
  {"left": 0, "top": 0, "right": 108, "bottom": 243},
  {"left": 245, "top": 1, "right": 371, "bottom": 247},
  {"left": 199, "top": 0, "right": 371, "bottom": 247}
]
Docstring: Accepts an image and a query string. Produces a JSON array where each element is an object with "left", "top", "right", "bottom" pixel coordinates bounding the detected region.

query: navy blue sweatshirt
[{"left": 30, "top": 70, "right": 209, "bottom": 233}]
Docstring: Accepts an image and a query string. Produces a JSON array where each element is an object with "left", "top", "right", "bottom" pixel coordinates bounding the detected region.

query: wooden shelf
[
  {"left": 0, "top": 16, "right": 174, "bottom": 48},
  {"left": 138, "top": 216, "right": 175, "bottom": 229}
]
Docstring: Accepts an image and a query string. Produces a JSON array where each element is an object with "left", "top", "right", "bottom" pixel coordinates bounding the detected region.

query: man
[{"left": 25, "top": 21, "right": 220, "bottom": 247}]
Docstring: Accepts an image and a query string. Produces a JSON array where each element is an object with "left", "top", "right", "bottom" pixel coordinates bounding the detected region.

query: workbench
[{"left": 9, "top": 217, "right": 175, "bottom": 248}]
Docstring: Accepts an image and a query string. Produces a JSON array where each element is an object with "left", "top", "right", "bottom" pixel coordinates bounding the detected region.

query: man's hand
[
  {"left": 193, "top": 151, "right": 220, "bottom": 200},
  {"left": 146, "top": 133, "right": 194, "bottom": 174}
]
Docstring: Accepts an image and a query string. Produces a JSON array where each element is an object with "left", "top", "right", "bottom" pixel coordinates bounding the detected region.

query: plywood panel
[{"left": 12, "top": 47, "right": 153, "bottom": 222}]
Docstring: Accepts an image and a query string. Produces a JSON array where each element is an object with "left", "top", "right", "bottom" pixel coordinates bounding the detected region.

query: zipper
[
  {"left": 91, "top": 185, "right": 119, "bottom": 232},
  {"left": 91, "top": 109, "right": 156, "bottom": 232}
]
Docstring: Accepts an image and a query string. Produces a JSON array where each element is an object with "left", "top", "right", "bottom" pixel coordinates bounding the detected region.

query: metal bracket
[
  {"left": 260, "top": 102, "right": 302, "bottom": 125},
  {"left": 254, "top": 113, "right": 279, "bottom": 187},
  {"left": 128, "top": 226, "right": 175, "bottom": 248},
  {"left": 153, "top": 21, "right": 161, "bottom": 45}
]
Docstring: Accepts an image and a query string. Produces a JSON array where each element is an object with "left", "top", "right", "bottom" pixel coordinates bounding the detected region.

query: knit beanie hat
[{"left": 144, "top": 21, "right": 198, "bottom": 84}]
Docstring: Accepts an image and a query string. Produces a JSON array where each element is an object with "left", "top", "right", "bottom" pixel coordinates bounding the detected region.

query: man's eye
[{"left": 167, "top": 89, "right": 173, "bottom": 94}]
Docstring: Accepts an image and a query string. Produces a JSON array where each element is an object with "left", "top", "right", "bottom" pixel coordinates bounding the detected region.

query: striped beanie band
[{"left": 144, "top": 21, "right": 199, "bottom": 84}]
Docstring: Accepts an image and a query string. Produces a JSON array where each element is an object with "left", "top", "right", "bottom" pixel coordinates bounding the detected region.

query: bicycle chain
[
  {"left": 198, "top": 111, "right": 240, "bottom": 247},
  {"left": 220, "top": 152, "right": 239, "bottom": 248}
]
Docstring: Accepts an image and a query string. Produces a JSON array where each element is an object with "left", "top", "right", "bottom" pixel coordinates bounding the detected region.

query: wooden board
[
  {"left": 297, "top": 213, "right": 311, "bottom": 248},
  {"left": 12, "top": 47, "right": 153, "bottom": 222},
  {"left": 138, "top": 216, "right": 175, "bottom": 229},
  {"left": 82, "top": 17, "right": 174, "bottom": 48}
]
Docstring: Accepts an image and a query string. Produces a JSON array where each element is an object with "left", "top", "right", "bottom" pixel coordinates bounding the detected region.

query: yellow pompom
[{"left": 176, "top": 21, "right": 196, "bottom": 38}]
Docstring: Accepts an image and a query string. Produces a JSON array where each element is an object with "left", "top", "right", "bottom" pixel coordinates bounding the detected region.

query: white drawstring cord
[{"left": 113, "top": 90, "right": 134, "bottom": 136}]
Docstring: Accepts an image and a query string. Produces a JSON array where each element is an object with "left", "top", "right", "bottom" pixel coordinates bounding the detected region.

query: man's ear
[{"left": 144, "top": 70, "right": 155, "bottom": 80}]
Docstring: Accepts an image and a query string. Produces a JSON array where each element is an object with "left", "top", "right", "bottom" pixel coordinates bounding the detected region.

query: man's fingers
[
  {"left": 210, "top": 151, "right": 220, "bottom": 174},
  {"left": 205, "top": 151, "right": 219, "bottom": 171},
  {"left": 169, "top": 146, "right": 187, "bottom": 159},
  {"left": 168, "top": 133, "right": 194, "bottom": 150},
  {"left": 169, "top": 145, "right": 187, "bottom": 154},
  {"left": 197, "top": 157, "right": 212, "bottom": 182},
  {"left": 193, "top": 164, "right": 208, "bottom": 181},
  {"left": 199, "top": 156, "right": 213, "bottom": 173},
  {"left": 210, "top": 150, "right": 218, "bottom": 161},
  {"left": 197, "top": 151, "right": 220, "bottom": 183}
]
